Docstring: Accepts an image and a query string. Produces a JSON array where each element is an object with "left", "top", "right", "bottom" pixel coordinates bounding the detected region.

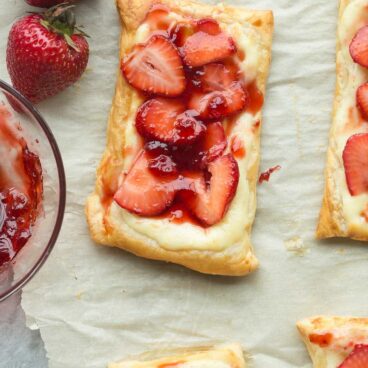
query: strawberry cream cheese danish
[
  {"left": 108, "top": 343, "right": 247, "bottom": 368},
  {"left": 298, "top": 316, "right": 368, "bottom": 368},
  {"left": 317, "top": 0, "right": 368, "bottom": 240},
  {"left": 86, "top": 0, "right": 273, "bottom": 275}
]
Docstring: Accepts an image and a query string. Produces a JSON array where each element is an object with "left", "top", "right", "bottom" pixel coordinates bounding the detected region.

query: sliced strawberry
[
  {"left": 121, "top": 35, "right": 185, "bottom": 96},
  {"left": 343, "top": 133, "right": 368, "bottom": 196},
  {"left": 195, "top": 18, "right": 221, "bottom": 36},
  {"left": 188, "top": 63, "right": 248, "bottom": 119},
  {"left": 169, "top": 22, "right": 195, "bottom": 48},
  {"left": 350, "top": 26, "right": 368, "bottom": 68},
  {"left": 170, "top": 122, "right": 226, "bottom": 169},
  {"left": 148, "top": 154, "right": 178, "bottom": 178},
  {"left": 199, "top": 62, "right": 239, "bottom": 91},
  {"left": 114, "top": 150, "right": 175, "bottom": 216},
  {"left": 182, "top": 30, "right": 236, "bottom": 67},
  {"left": 199, "top": 121, "right": 227, "bottom": 164},
  {"left": 189, "top": 91, "right": 228, "bottom": 120},
  {"left": 183, "top": 154, "right": 239, "bottom": 226},
  {"left": 357, "top": 83, "right": 368, "bottom": 120},
  {"left": 338, "top": 345, "right": 368, "bottom": 368},
  {"left": 136, "top": 98, "right": 206, "bottom": 145}
]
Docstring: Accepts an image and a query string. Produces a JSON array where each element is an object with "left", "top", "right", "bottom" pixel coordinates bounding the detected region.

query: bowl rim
[{"left": 0, "top": 79, "right": 66, "bottom": 302}]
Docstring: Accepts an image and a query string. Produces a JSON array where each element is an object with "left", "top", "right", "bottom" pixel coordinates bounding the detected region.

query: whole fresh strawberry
[
  {"left": 7, "top": 4, "right": 89, "bottom": 104},
  {"left": 26, "top": 0, "right": 74, "bottom": 8}
]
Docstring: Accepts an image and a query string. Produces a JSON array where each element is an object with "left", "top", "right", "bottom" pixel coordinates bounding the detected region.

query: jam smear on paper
[{"left": 258, "top": 165, "right": 281, "bottom": 184}]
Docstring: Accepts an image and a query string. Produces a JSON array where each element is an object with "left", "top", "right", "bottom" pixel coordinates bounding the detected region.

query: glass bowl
[{"left": 0, "top": 79, "right": 66, "bottom": 302}]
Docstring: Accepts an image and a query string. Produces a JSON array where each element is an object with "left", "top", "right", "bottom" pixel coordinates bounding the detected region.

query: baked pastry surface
[
  {"left": 108, "top": 343, "right": 246, "bottom": 368},
  {"left": 297, "top": 316, "right": 368, "bottom": 368},
  {"left": 317, "top": 0, "right": 368, "bottom": 240},
  {"left": 86, "top": 0, "right": 273, "bottom": 275}
]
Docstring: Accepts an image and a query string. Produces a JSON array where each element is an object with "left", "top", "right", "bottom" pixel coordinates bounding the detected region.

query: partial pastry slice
[
  {"left": 108, "top": 343, "right": 246, "bottom": 368},
  {"left": 297, "top": 316, "right": 368, "bottom": 368},
  {"left": 85, "top": 0, "right": 273, "bottom": 276},
  {"left": 316, "top": 0, "right": 368, "bottom": 240}
]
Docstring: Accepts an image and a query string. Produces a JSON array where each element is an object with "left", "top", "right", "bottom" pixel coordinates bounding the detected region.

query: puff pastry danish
[
  {"left": 298, "top": 316, "right": 368, "bottom": 368},
  {"left": 108, "top": 343, "right": 246, "bottom": 368},
  {"left": 317, "top": 0, "right": 368, "bottom": 240},
  {"left": 86, "top": 0, "right": 273, "bottom": 275}
]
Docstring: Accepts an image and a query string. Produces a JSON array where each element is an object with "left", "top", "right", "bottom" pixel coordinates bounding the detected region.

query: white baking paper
[{"left": 1, "top": 0, "right": 368, "bottom": 367}]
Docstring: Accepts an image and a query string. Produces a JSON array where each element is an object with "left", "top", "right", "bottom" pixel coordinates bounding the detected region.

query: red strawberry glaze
[
  {"left": 115, "top": 5, "right": 264, "bottom": 226},
  {"left": 309, "top": 333, "right": 333, "bottom": 348},
  {"left": 231, "top": 135, "right": 246, "bottom": 159},
  {"left": 259, "top": 165, "right": 281, "bottom": 184},
  {"left": 0, "top": 106, "right": 43, "bottom": 267},
  {"left": 247, "top": 81, "right": 264, "bottom": 114}
]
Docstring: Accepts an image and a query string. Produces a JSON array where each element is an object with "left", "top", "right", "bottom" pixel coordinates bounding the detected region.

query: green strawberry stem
[{"left": 39, "top": 2, "right": 89, "bottom": 52}]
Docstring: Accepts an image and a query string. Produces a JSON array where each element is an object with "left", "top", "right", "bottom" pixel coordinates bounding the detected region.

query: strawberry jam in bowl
[{"left": 0, "top": 80, "right": 65, "bottom": 301}]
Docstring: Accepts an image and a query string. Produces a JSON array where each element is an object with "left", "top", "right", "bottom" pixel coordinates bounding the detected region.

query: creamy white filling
[
  {"left": 332, "top": 0, "right": 368, "bottom": 231},
  {"left": 323, "top": 350, "right": 347, "bottom": 368},
  {"left": 109, "top": 13, "right": 262, "bottom": 251}
]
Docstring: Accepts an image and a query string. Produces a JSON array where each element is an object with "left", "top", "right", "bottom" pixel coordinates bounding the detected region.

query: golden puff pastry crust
[
  {"left": 108, "top": 343, "right": 247, "bottom": 368},
  {"left": 85, "top": 0, "right": 273, "bottom": 276},
  {"left": 317, "top": 0, "right": 368, "bottom": 240},
  {"left": 297, "top": 316, "right": 368, "bottom": 368}
]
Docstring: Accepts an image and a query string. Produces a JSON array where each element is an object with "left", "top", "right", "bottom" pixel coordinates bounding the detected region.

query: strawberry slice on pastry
[
  {"left": 338, "top": 345, "right": 368, "bottom": 368},
  {"left": 182, "top": 19, "right": 236, "bottom": 67},
  {"left": 189, "top": 63, "right": 249, "bottom": 120},
  {"left": 350, "top": 26, "right": 368, "bottom": 68},
  {"left": 343, "top": 133, "right": 368, "bottom": 196},
  {"left": 182, "top": 153, "right": 239, "bottom": 226},
  {"left": 122, "top": 35, "right": 186, "bottom": 96},
  {"left": 136, "top": 98, "right": 206, "bottom": 145},
  {"left": 357, "top": 83, "right": 368, "bottom": 120},
  {"left": 114, "top": 150, "right": 176, "bottom": 216}
]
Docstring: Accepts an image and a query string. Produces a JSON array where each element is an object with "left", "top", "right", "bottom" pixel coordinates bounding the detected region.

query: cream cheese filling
[
  {"left": 108, "top": 12, "right": 263, "bottom": 252},
  {"left": 333, "top": 0, "right": 368, "bottom": 232}
]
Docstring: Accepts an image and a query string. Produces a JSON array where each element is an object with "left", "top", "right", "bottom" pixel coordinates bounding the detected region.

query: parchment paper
[{"left": 2, "top": 0, "right": 368, "bottom": 367}]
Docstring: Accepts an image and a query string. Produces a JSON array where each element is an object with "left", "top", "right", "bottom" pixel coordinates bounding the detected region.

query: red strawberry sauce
[
  {"left": 109, "top": 5, "right": 265, "bottom": 226},
  {"left": 259, "top": 165, "right": 281, "bottom": 184},
  {"left": 309, "top": 333, "right": 333, "bottom": 348},
  {"left": 0, "top": 105, "right": 43, "bottom": 267}
]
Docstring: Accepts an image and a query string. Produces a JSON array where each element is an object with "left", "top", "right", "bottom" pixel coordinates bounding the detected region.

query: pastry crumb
[{"left": 284, "top": 236, "right": 309, "bottom": 256}]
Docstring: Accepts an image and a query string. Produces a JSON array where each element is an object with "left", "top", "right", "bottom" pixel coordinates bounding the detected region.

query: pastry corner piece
[
  {"left": 108, "top": 343, "right": 246, "bottom": 368},
  {"left": 86, "top": 0, "right": 273, "bottom": 276},
  {"left": 316, "top": 0, "right": 368, "bottom": 241},
  {"left": 297, "top": 316, "right": 368, "bottom": 368}
]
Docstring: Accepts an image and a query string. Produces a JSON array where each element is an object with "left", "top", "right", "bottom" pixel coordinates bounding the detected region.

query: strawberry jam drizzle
[
  {"left": 231, "top": 135, "right": 246, "bottom": 159},
  {"left": 259, "top": 165, "right": 281, "bottom": 184},
  {"left": 0, "top": 106, "right": 43, "bottom": 267},
  {"left": 114, "top": 5, "right": 264, "bottom": 225},
  {"left": 309, "top": 333, "right": 333, "bottom": 348}
]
